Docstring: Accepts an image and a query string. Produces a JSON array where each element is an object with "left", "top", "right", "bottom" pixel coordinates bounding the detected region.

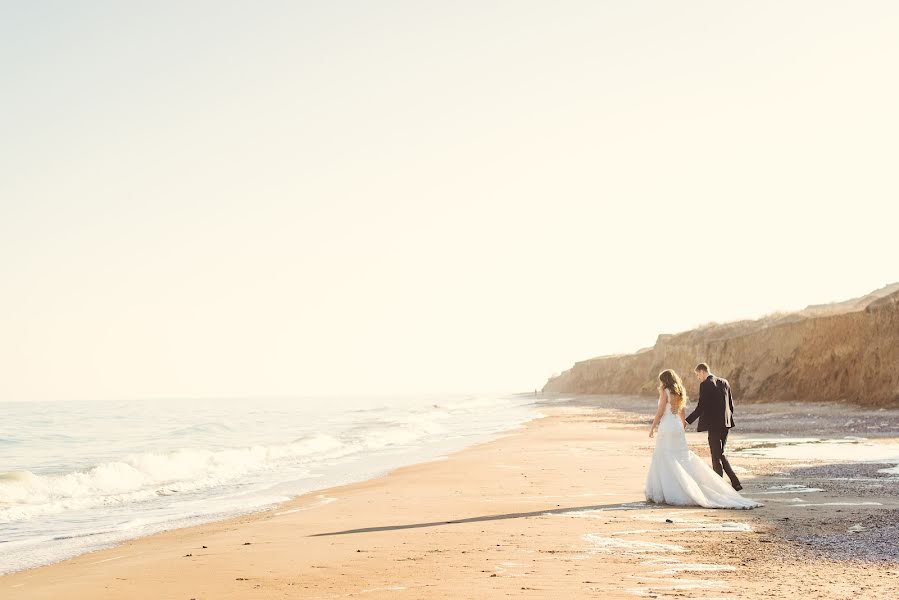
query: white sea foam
[
  {"left": 0, "top": 393, "right": 538, "bottom": 575},
  {"left": 738, "top": 438, "right": 899, "bottom": 467},
  {"left": 792, "top": 502, "right": 882, "bottom": 507},
  {"left": 614, "top": 521, "right": 751, "bottom": 534},
  {"left": 554, "top": 502, "right": 652, "bottom": 518},
  {"left": 0, "top": 433, "right": 348, "bottom": 523},
  {"left": 273, "top": 495, "right": 337, "bottom": 515},
  {"left": 756, "top": 484, "right": 823, "bottom": 495},
  {"left": 582, "top": 534, "right": 685, "bottom": 554}
]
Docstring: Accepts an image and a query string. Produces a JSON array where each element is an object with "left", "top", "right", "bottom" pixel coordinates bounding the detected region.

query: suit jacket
[{"left": 686, "top": 374, "right": 735, "bottom": 432}]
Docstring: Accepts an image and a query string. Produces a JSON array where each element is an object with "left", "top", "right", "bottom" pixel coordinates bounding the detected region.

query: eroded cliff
[{"left": 543, "top": 284, "right": 899, "bottom": 406}]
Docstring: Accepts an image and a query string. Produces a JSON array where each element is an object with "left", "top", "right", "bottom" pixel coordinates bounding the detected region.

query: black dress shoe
[{"left": 732, "top": 483, "right": 743, "bottom": 492}]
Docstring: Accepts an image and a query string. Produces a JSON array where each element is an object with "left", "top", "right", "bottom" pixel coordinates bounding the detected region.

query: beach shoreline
[
  {"left": 0, "top": 393, "right": 540, "bottom": 576},
  {"left": 4, "top": 399, "right": 899, "bottom": 599}
]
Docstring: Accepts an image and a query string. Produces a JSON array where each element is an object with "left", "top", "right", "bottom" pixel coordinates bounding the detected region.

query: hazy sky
[{"left": 2, "top": 1, "right": 897, "bottom": 401}]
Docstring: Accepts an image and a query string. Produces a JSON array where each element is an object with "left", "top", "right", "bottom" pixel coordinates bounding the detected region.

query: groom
[{"left": 685, "top": 363, "right": 743, "bottom": 491}]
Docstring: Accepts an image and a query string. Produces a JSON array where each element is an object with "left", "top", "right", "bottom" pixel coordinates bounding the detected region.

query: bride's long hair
[{"left": 658, "top": 369, "right": 688, "bottom": 411}]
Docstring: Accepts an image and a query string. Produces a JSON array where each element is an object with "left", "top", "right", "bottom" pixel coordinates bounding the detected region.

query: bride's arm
[
  {"left": 679, "top": 405, "right": 687, "bottom": 429},
  {"left": 649, "top": 389, "right": 666, "bottom": 437}
]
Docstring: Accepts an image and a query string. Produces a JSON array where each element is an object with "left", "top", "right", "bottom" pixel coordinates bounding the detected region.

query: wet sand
[{"left": 4, "top": 397, "right": 899, "bottom": 599}]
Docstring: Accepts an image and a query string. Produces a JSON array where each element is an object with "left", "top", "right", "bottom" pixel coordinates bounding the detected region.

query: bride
[{"left": 645, "top": 369, "right": 761, "bottom": 509}]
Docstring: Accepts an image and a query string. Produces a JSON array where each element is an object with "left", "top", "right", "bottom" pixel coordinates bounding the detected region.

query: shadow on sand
[{"left": 309, "top": 502, "right": 656, "bottom": 537}]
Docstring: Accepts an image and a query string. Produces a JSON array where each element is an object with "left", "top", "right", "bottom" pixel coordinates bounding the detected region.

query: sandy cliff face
[{"left": 543, "top": 284, "right": 899, "bottom": 406}]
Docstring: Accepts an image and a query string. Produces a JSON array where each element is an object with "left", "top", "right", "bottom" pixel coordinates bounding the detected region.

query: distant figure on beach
[
  {"left": 645, "top": 368, "right": 760, "bottom": 509},
  {"left": 686, "top": 363, "right": 742, "bottom": 490}
]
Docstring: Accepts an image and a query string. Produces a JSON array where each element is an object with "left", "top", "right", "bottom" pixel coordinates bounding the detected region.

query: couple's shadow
[{"left": 309, "top": 502, "right": 662, "bottom": 537}]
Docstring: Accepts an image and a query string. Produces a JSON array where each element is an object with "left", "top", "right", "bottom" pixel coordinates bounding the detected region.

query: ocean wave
[
  {"left": 1, "top": 394, "right": 538, "bottom": 575},
  {"left": 0, "top": 432, "right": 348, "bottom": 523},
  {"left": 0, "top": 404, "right": 505, "bottom": 525},
  {"left": 167, "top": 421, "right": 238, "bottom": 437}
]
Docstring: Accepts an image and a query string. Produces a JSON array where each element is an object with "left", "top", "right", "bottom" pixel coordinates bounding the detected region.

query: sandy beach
[
  {"left": 6, "top": 3, "right": 898, "bottom": 598},
  {"left": 4, "top": 397, "right": 899, "bottom": 599}
]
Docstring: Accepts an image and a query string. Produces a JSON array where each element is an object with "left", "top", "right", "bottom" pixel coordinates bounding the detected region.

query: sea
[{"left": 0, "top": 393, "right": 540, "bottom": 575}]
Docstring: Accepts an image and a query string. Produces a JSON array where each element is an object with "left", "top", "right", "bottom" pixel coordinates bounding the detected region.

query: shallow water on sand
[
  {"left": 0, "top": 394, "right": 538, "bottom": 574},
  {"left": 737, "top": 436, "right": 899, "bottom": 473}
]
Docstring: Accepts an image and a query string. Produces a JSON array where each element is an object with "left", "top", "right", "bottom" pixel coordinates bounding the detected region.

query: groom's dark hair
[{"left": 695, "top": 363, "right": 710, "bottom": 373}]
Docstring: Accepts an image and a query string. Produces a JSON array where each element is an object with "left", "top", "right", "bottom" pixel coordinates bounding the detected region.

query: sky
[{"left": 1, "top": 1, "right": 897, "bottom": 401}]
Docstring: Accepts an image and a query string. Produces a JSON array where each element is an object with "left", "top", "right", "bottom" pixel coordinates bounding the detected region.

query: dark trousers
[{"left": 708, "top": 428, "right": 741, "bottom": 488}]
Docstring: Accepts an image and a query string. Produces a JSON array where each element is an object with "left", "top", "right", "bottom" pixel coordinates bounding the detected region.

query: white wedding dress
[{"left": 645, "top": 389, "right": 761, "bottom": 509}]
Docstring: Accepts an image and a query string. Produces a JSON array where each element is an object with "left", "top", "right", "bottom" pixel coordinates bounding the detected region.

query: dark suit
[{"left": 686, "top": 374, "right": 741, "bottom": 489}]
